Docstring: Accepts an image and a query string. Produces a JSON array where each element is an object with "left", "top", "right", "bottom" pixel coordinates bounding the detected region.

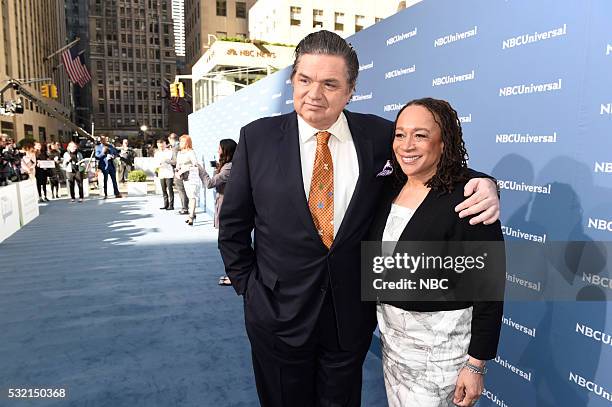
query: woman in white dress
[{"left": 175, "top": 134, "right": 200, "bottom": 225}]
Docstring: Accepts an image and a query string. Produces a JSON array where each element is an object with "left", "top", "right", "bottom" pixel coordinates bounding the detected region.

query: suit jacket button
[{"left": 320, "top": 286, "right": 327, "bottom": 293}]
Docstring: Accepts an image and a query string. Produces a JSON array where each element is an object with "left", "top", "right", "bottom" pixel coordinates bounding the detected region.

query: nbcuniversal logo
[
  {"left": 601, "top": 103, "right": 611, "bottom": 115},
  {"left": 594, "top": 162, "right": 612, "bottom": 173}
]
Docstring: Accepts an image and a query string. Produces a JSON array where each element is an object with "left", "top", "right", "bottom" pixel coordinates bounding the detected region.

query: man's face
[
  {"left": 157, "top": 141, "right": 165, "bottom": 150},
  {"left": 292, "top": 54, "right": 353, "bottom": 130},
  {"left": 123, "top": 139, "right": 128, "bottom": 147}
]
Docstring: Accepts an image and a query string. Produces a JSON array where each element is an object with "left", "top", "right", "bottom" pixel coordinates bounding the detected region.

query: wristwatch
[{"left": 464, "top": 362, "right": 487, "bottom": 375}]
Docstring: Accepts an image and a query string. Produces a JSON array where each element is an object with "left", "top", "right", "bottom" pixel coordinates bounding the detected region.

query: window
[
  {"left": 235, "top": 1, "right": 246, "bottom": 18},
  {"left": 216, "top": 0, "right": 226, "bottom": 16},
  {"left": 290, "top": 6, "right": 301, "bottom": 26},
  {"left": 355, "top": 15, "right": 365, "bottom": 32},
  {"left": 313, "top": 9, "right": 323, "bottom": 28},
  {"left": 334, "top": 12, "right": 344, "bottom": 31},
  {"left": 375, "top": 17, "right": 382, "bottom": 23}
]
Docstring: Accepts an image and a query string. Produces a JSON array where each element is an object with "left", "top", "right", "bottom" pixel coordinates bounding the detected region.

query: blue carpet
[{"left": 0, "top": 196, "right": 387, "bottom": 406}]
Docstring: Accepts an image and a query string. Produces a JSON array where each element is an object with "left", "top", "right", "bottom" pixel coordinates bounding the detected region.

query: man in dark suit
[
  {"left": 218, "top": 30, "right": 500, "bottom": 407},
  {"left": 95, "top": 136, "right": 122, "bottom": 199}
]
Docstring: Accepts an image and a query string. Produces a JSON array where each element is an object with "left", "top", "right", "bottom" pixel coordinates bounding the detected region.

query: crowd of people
[
  {"left": 151, "top": 133, "right": 236, "bottom": 232},
  {"left": 0, "top": 136, "right": 70, "bottom": 202},
  {"left": 1, "top": 132, "right": 236, "bottom": 224}
]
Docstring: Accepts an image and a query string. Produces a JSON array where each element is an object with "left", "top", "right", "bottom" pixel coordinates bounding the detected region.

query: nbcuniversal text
[{"left": 360, "top": 241, "right": 612, "bottom": 302}]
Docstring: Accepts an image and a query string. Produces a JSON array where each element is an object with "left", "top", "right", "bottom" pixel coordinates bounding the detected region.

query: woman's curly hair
[{"left": 391, "top": 97, "right": 470, "bottom": 193}]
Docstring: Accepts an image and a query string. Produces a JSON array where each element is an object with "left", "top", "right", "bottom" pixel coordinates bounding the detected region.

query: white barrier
[
  {"left": 126, "top": 182, "right": 147, "bottom": 196},
  {"left": 15, "top": 178, "right": 39, "bottom": 226},
  {"left": 0, "top": 183, "right": 21, "bottom": 243},
  {"left": 133, "top": 157, "right": 158, "bottom": 178}
]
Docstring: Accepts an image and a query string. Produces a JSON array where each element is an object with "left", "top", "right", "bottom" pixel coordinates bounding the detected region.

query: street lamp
[{"left": 138, "top": 123, "right": 149, "bottom": 155}]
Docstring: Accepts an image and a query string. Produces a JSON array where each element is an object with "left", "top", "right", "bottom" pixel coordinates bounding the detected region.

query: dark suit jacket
[
  {"left": 367, "top": 177, "right": 505, "bottom": 360},
  {"left": 218, "top": 110, "right": 393, "bottom": 349},
  {"left": 95, "top": 143, "right": 118, "bottom": 172}
]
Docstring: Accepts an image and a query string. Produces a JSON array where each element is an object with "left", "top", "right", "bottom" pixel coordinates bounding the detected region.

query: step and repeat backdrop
[{"left": 189, "top": 0, "right": 612, "bottom": 405}]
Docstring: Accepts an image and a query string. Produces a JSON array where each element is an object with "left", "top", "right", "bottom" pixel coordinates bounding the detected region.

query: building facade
[
  {"left": 191, "top": 39, "right": 294, "bottom": 111},
  {"left": 248, "top": 0, "right": 419, "bottom": 44},
  {"left": 184, "top": 0, "right": 256, "bottom": 69},
  {"left": 172, "top": 0, "right": 186, "bottom": 57},
  {"left": 0, "top": 0, "right": 72, "bottom": 142},
  {"left": 88, "top": 0, "right": 177, "bottom": 141}
]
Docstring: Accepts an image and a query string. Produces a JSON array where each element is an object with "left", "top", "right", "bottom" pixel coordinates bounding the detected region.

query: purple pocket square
[{"left": 376, "top": 160, "right": 393, "bottom": 177}]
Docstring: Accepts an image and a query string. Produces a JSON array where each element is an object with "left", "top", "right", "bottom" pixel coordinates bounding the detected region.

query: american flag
[
  {"left": 169, "top": 96, "right": 184, "bottom": 112},
  {"left": 162, "top": 84, "right": 184, "bottom": 112},
  {"left": 61, "top": 47, "right": 91, "bottom": 87}
]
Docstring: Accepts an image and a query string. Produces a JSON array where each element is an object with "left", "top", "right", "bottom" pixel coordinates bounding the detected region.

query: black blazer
[
  {"left": 218, "top": 110, "right": 393, "bottom": 349},
  {"left": 367, "top": 177, "right": 505, "bottom": 360}
]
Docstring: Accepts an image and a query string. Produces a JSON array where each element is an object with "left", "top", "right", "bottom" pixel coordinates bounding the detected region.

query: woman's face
[
  {"left": 68, "top": 143, "right": 77, "bottom": 153},
  {"left": 34, "top": 142, "right": 41, "bottom": 151},
  {"left": 393, "top": 105, "right": 444, "bottom": 182},
  {"left": 179, "top": 138, "right": 186, "bottom": 149},
  {"left": 218, "top": 145, "right": 222, "bottom": 157}
]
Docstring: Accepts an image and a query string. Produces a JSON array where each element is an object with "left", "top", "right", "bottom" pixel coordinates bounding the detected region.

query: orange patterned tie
[{"left": 308, "top": 131, "right": 334, "bottom": 249}]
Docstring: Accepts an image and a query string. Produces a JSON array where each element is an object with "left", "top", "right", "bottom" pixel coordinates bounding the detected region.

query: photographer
[
  {"left": 63, "top": 141, "right": 85, "bottom": 202},
  {"left": 118, "top": 138, "right": 134, "bottom": 183},
  {"left": 0, "top": 135, "right": 9, "bottom": 186},
  {"left": 0, "top": 137, "right": 24, "bottom": 185}
]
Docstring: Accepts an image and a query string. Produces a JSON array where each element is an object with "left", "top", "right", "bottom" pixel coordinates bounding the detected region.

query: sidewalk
[{"left": 0, "top": 195, "right": 386, "bottom": 406}]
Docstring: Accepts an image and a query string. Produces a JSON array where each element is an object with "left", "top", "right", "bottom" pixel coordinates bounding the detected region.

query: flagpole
[{"left": 44, "top": 37, "right": 80, "bottom": 62}]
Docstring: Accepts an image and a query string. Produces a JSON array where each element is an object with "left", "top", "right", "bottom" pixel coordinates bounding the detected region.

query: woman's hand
[
  {"left": 455, "top": 178, "right": 500, "bottom": 225},
  {"left": 452, "top": 364, "right": 484, "bottom": 406}
]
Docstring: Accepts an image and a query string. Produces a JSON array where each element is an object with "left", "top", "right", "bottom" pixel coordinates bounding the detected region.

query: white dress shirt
[
  {"left": 297, "top": 112, "right": 359, "bottom": 237},
  {"left": 154, "top": 149, "right": 175, "bottom": 179}
]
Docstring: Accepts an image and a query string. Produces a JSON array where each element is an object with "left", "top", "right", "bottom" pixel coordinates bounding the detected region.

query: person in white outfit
[
  {"left": 62, "top": 141, "right": 85, "bottom": 202},
  {"left": 175, "top": 134, "right": 199, "bottom": 225},
  {"left": 154, "top": 138, "right": 175, "bottom": 210}
]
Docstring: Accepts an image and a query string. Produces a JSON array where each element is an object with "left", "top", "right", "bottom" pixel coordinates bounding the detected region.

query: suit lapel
[
  {"left": 277, "top": 112, "right": 323, "bottom": 243},
  {"left": 331, "top": 111, "right": 374, "bottom": 250}
]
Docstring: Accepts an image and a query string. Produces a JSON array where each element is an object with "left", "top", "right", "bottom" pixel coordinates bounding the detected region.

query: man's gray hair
[{"left": 291, "top": 30, "right": 359, "bottom": 91}]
